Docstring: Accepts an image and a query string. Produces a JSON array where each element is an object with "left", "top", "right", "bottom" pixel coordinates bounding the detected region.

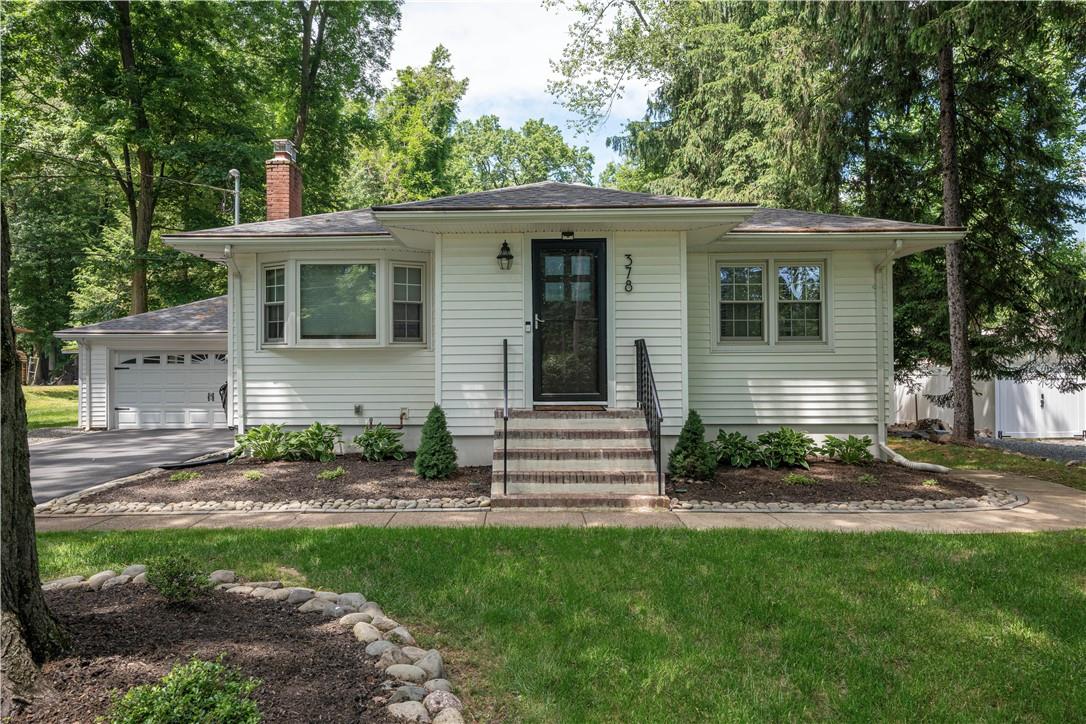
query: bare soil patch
[
  {"left": 668, "top": 461, "right": 986, "bottom": 503},
  {"left": 10, "top": 586, "right": 391, "bottom": 723},
  {"left": 81, "top": 455, "right": 491, "bottom": 504}
]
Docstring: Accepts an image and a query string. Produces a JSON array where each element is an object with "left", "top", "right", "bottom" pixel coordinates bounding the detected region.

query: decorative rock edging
[
  {"left": 42, "top": 567, "right": 468, "bottom": 723},
  {"left": 671, "top": 488, "right": 1026, "bottom": 513},
  {"left": 37, "top": 495, "right": 491, "bottom": 516}
]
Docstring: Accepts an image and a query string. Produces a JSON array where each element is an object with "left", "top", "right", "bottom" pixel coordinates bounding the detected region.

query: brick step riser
[
  {"left": 491, "top": 471, "right": 660, "bottom": 485},
  {"left": 492, "top": 494, "right": 670, "bottom": 509},
  {"left": 496, "top": 408, "right": 644, "bottom": 420},
  {"left": 494, "top": 449, "right": 654, "bottom": 461},
  {"left": 495, "top": 429, "right": 650, "bottom": 440}
]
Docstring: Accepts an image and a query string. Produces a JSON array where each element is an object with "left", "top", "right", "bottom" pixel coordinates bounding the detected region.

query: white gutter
[
  {"left": 223, "top": 245, "right": 246, "bottom": 433},
  {"left": 874, "top": 240, "right": 902, "bottom": 461}
]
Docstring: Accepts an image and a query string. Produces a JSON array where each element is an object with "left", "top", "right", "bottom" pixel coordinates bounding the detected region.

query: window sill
[
  {"left": 260, "top": 341, "right": 427, "bottom": 351},
  {"left": 710, "top": 342, "right": 834, "bottom": 355}
]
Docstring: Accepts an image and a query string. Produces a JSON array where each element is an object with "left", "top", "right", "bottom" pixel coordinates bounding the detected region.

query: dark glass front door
[{"left": 532, "top": 239, "right": 607, "bottom": 402}]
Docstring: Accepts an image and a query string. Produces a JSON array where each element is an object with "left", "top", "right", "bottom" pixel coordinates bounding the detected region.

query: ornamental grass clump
[
  {"left": 668, "top": 410, "right": 715, "bottom": 480},
  {"left": 107, "top": 656, "right": 260, "bottom": 724},
  {"left": 415, "top": 405, "right": 457, "bottom": 479}
]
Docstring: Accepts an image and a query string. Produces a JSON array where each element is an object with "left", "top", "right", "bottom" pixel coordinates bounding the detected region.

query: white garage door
[
  {"left": 996, "top": 379, "right": 1086, "bottom": 438},
  {"left": 112, "top": 351, "right": 228, "bottom": 429}
]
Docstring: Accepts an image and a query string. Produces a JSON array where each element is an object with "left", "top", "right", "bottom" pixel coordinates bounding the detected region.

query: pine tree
[
  {"left": 414, "top": 405, "right": 458, "bottom": 480},
  {"left": 668, "top": 410, "right": 715, "bottom": 481}
]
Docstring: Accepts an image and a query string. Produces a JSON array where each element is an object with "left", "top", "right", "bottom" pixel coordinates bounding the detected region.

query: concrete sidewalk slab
[
  {"left": 87, "top": 514, "right": 208, "bottom": 531},
  {"left": 675, "top": 512, "right": 787, "bottom": 530},
  {"left": 285, "top": 512, "right": 396, "bottom": 528},
  {"left": 386, "top": 511, "right": 485, "bottom": 528},
  {"left": 583, "top": 511, "right": 682, "bottom": 528},
  {"left": 486, "top": 511, "right": 585, "bottom": 527}
]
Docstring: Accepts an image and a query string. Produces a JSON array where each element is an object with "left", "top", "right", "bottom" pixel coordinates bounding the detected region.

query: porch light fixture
[
  {"left": 561, "top": 230, "right": 575, "bottom": 239},
  {"left": 497, "top": 240, "right": 514, "bottom": 270}
]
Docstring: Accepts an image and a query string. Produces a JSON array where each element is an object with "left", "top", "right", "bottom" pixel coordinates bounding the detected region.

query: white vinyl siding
[
  {"left": 689, "top": 250, "right": 881, "bottom": 427},
  {"left": 89, "top": 343, "right": 109, "bottom": 428}
]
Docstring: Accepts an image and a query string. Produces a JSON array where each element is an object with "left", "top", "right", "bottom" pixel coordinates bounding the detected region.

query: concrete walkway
[{"left": 35, "top": 471, "right": 1084, "bottom": 534}]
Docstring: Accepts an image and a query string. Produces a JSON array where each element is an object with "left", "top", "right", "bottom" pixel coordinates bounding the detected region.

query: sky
[{"left": 383, "top": 0, "right": 652, "bottom": 182}]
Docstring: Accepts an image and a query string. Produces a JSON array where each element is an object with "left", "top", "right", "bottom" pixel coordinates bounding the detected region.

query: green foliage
[
  {"left": 168, "top": 471, "right": 201, "bottom": 483},
  {"left": 668, "top": 410, "right": 715, "bottom": 480},
  {"left": 857, "top": 473, "right": 879, "bottom": 485},
  {"left": 233, "top": 424, "right": 290, "bottom": 462},
  {"left": 756, "top": 428, "right": 816, "bottom": 470},
  {"left": 711, "top": 430, "right": 762, "bottom": 468},
  {"left": 242, "top": 470, "right": 264, "bottom": 482},
  {"left": 107, "top": 656, "right": 260, "bottom": 724},
  {"left": 146, "top": 555, "right": 210, "bottom": 605},
  {"left": 782, "top": 472, "right": 818, "bottom": 485},
  {"left": 819, "top": 435, "right": 875, "bottom": 465},
  {"left": 317, "top": 466, "right": 345, "bottom": 481},
  {"left": 284, "top": 422, "right": 340, "bottom": 462},
  {"left": 922, "top": 478, "right": 939, "bottom": 488},
  {"left": 353, "top": 424, "right": 406, "bottom": 462},
  {"left": 415, "top": 405, "right": 457, "bottom": 479}
]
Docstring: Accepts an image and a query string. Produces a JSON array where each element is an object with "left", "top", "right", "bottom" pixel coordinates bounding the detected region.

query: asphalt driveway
[{"left": 29, "top": 428, "right": 235, "bottom": 504}]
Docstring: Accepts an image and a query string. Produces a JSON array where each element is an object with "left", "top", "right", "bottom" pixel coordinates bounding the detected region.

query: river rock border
[
  {"left": 42, "top": 566, "right": 466, "bottom": 723},
  {"left": 36, "top": 495, "right": 491, "bottom": 516},
  {"left": 671, "top": 487, "right": 1026, "bottom": 513}
]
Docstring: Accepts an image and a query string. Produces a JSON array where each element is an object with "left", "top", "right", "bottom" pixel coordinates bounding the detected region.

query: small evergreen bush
[
  {"left": 284, "top": 422, "right": 340, "bottom": 462},
  {"left": 107, "top": 656, "right": 260, "bottom": 724},
  {"left": 668, "top": 410, "right": 715, "bottom": 480},
  {"left": 353, "top": 424, "right": 406, "bottom": 461},
  {"left": 415, "top": 405, "right": 457, "bottom": 479},
  {"left": 711, "top": 430, "right": 762, "bottom": 468},
  {"left": 819, "top": 435, "right": 874, "bottom": 465},
  {"left": 757, "top": 427, "right": 817, "bottom": 469},
  {"left": 147, "top": 554, "right": 210, "bottom": 604}
]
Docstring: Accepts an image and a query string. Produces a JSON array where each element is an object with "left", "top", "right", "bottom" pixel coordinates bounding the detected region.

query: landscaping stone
[
  {"left": 378, "top": 648, "right": 415, "bottom": 669},
  {"left": 672, "top": 487, "right": 1023, "bottom": 513},
  {"left": 298, "top": 598, "right": 334, "bottom": 614},
  {"left": 385, "top": 664, "right": 428, "bottom": 684},
  {"left": 247, "top": 580, "right": 282, "bottom": 589},
  {"left": 315, "top": 590, "right": 339, "bottom": 601},
  {"left": 121, "top": 564, "right": 146, "bottom": 577},
  {"left": 339, "top": 612, "right": 373, "bottom": 627},
  {"left": 228, "top": 585, "right": 255, "bottom": 596},
  {"left": 338, "top": 592, "right": 365, "bottom": 608},
  {"left": 432, "top": 709, "right": 464, "bottom": 724},
  {"left": 415, "top": 650, "right": 443, "bottom": 680},
  {"left": 401, "top": 646, "right": 427, "bottom": 661},
  {"left": 386, "top": 700, "right": 430, "bottom": 722},
  {"left": 423, "top": 690, "right": 463, "bottom": 715},
  {"left": 42, "top": 575, "right": 83, "bottom": 591},
  {"left": 324, "top": 605, "right": 348, "bottom": 618},
  {"left": 371, "top": 615, "right": 400, "bottom": 632},
  {"left": 85, "top": 571, "right": 117, "bottom": 590},
  {"left": 209, "top": 569, "right": 236, "bottom": 584},
  {"left": 352, "top": 622, "right": 382, "bottom": 643},
  {"left": 366, "top": 639, "right": 398, "bottom": 657},
  {"left": 131, "top": 572, "right": 147, "bottom": 585},
  {"left": 286, "top": 587, "right": 315, "bottom": 604},
  {"left": 389, "top": 685, "right": 428, "bottom": 704},
  {"left": 359, "top": 602, "right": 384, "bottom": 617},
  {"left": 268, "top": 588, "right": 292, "bottom": 601},
  {"left": 387, "top": 627, "right": 416, "bottom": 646},
  {"left": 250, "top": 587, "right": 273, "bottom": 598},
  {"left": 100, "top": 575, "right": 131, "bottom": 590},
  {"left": 424, "top": 679, "right": 452, "bottom": 694}
]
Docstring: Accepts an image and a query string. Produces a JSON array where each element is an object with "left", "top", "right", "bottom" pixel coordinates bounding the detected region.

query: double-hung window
[
  {"left": 776, "top": 263, "right": 823, "bottom": 341},
  {"left": 263, "top": 266, "right": 285, "bottom": 343},
  {"left": 299, "top": 263, "right": 377, "bottom": 340},
  {"left": 716, "top": 257, "right": 827, "bottom": 346},
  {"left": 392, "top": 265, "right": 424, "bottom": 343},
  {"left": 719, "top": 263, "right": 766, "bottom": 341}
]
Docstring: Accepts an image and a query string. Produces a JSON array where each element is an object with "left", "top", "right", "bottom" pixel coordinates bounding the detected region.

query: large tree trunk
[
  {"left": 1, "top": 204, "right": 68, "bottom": 716},
  {"left": 937, "top": 42, "right": 974, "bottom": 442}
]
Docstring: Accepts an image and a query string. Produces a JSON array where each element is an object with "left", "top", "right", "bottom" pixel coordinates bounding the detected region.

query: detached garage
[{"left": 56, "top": 297, "right": 228, "bottom": 430}]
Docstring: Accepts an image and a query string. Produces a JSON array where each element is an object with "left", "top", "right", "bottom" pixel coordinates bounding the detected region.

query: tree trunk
[
  {"left": 0, "top": 204, "right": 68, "bottom": 716},
  {"left": 937, "top": 42, "right": 975, "bottom": 442},
  {"left": 291, "top": 0, "right": 328, "bottom": 151}
]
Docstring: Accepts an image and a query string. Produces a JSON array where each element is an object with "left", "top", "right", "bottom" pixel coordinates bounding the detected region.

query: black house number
[{"left": 624, "top": 254, "right": 633, "bottom": 292}]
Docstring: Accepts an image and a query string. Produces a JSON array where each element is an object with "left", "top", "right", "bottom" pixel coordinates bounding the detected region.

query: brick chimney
[{"left": 265, "top": 139, "right": 302, "bottom": 220}]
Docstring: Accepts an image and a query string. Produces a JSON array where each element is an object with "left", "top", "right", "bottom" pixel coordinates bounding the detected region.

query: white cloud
[{"left": 384, "top": 0, "right": 653, "bottom": 179}]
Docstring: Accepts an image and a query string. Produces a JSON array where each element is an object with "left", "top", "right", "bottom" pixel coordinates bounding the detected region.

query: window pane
[
  {"left": 167, "top": 354, "right": 185, "bottom": 365},
  {"left": 191, "top": 353, "right": 209, "bottom": 364},
  {"left": 721, "top": 302, "right": 763, "bottom": 339},
  {"left": 142, "top": 355, "right": 160, "bottom": 365},
  {"left": 393, "top": 266, "right": 423, "bottom": 303},
  {"left": 393, "top": 301, "right": 422, "bottom": 341},
  {"left": 777, "top": 265, "right": 821, "bottom": 301},
  {"left": 300, "top": 264, "right": 377, "bottom": 339},
  {"left": 779, "top": 302, "right": 822, "bottom": 339},
  {"left": 265, "top": 267, "right": 284, "bottom": 303},
  {"left": 720, "top": 265, "right": 763, "bottom": 302}
]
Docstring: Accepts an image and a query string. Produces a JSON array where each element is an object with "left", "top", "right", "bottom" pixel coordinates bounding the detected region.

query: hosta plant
[
  {"left": 819, "top": 435, "right": 874, "bottom": 465},
  {"left": 284, "top": 422, "right": 340, "bottom": 462},
  {"left": 711, "top": 430, "right": 762, "bottom": 468},
  {"left": 756, "top": 427, "right": 816, "bottom": 469},
  {"left": 353, "top": 424, "right": 406, "bottom": 462},
  {"left": 232, "top": 424, "right": 289, "bottom": 461}
]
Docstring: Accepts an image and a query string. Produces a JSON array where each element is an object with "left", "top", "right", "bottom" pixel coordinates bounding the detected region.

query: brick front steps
[{"left": 491, "top": 494, "right": 670, "bottom": 510}]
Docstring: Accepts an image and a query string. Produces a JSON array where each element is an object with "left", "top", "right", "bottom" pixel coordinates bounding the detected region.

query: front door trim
[{"left": 531, "top": 238, "right": 608, "bottom": 403}]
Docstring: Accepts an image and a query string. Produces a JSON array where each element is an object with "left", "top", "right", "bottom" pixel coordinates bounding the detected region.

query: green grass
[
  {"left": 889, "top": 437, "right": 1086, "bottom": 492},
  {"left": 24, "top": 385, "right": 78, "bottom": 429},
  {"left": 37, "top": 527, "right": 1085, "bottom": 722}
]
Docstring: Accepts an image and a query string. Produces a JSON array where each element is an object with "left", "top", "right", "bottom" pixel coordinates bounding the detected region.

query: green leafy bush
[
  {"left": 711, "top": 430, "right": 762, "bottom": 468},
  {"left": 857, "top": 473, "right": 879, "bottom": 485},
  {"left": 819, "top": 435, "right": 874, "bottom": 465},
  {"left": 168, "top": 471, "right": 201, "bottom": 482},
  {"left": 317, "top": 466, "right": 345, "bottom": 481},
  {"left": 353, "top": 424, "right": 406, "bottom": 462},
  {"left": 284, "top": 422, "right": 340, "bottom": 462},
  {"left": 782, "top": 472, "right": 818, "bottom": 485},
  {"left": 232, "top": 424, "right": 289, "bottom": 461},
  {"left": 415, "top": 405, "right": 457, "bottom": 479},
  {"left": 242, "top": 470, "right": 264, "bottom": 481},
  {"left": 147, "top": 555, "right": 210, "bottom": 604},
  {"left": 668, "top": 410, "right": 715, "bottom": 480},
  {"left": 756, "top": 427, "right": 816, "bottom": 469},
  {"left": 107, "top": 656, "right": 260, "bottom": 724}
]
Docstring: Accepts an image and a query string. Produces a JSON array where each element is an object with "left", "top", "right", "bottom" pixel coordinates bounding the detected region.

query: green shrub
[
  {"left": 168, "top": 471, "right": 201, "bottom": 482},
  {"left": 317, "top": 466, "right": 345, "bottom": 481},
  {"left": 782, "top": 472, "right": 818, "bottom": 485},
  {"left": 857, "top": 473, "right": 879, "bottom": 485},
  {"left": 353, "top": 424, "right": 406, "bottom": 462},
  {"left": 147, "top": 555, "right": 210, "bottom": 604},
  {"left": 820, "top": 434, "right": 874, "bottom": 465},
  {"left": 711, "top": 430, "right": 762, "bottom": 468},
  {"left": 415, "top": 405, "right": 457, "bottom": 479},
  {"left": 107, "top": 656, "right": 260, "bottom": 724},
  {"left": 668, "top": 410, "right": 715, "bottom": 480},
  {"left": 922, "top": 478, "right": 939, "bottom": 487},
  {"left": 242, "top": 470, "right": 264, "bottom": 481},
  {"left": 284, "top": 422, "right": 340, "bottom": 462},
  {"left": 757, "top": 427, "right": 816, "bottom": 469},
  {"left": 232, "top": 424, "right": 289, "bottom": 461}
]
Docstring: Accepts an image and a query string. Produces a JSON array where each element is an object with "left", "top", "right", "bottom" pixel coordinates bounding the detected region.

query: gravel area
[
  {"left": 979, "top": 436, "right": 1086, "bottom": 462},
  {"left": 28, "top": 426, "right": 87, "bottom": 446}
]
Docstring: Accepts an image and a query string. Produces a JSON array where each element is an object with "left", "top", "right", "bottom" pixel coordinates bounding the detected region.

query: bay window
[
  {"left": 392, "top": 265, "right": 424, "bottom": 343},
  {"left": 299, "top": 263, "right": 377, "bottom": 340},
  {"left": 263, "top": 265, "right": 285, "bottom": 343}
]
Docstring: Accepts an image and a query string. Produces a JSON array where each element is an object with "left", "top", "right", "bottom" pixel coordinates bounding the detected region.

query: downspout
[
  {"left": 224, "top": 245, "right": 246, "bottom": 433},
  {"left": 874, "top": 240, "right": 902, "bottom": 460}
]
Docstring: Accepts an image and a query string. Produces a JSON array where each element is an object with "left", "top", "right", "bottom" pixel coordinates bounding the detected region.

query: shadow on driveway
[{"left": 30, "top": 428, "right": 235, "bottom": 504}]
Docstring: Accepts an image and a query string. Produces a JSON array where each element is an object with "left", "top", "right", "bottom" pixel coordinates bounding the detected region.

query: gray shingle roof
[
  {"left": 56, "top": 296, "right": 227, "bottom": 335},
  {"left": 167, "top": 209, "right": 389, "bottom": 238},
  {"left": 372, "top": 181, "right": 754, "bottom": 211},
  {"left": 735, "top": 208, "right": 960, "bottom": 233}
]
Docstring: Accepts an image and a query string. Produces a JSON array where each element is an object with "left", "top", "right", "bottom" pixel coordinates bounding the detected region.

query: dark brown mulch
[
  {"left": 82, "top": 455, "right": 491, "bottom": 504},
  {"left": 10, "top": 586, "right": 393, "bottom": 723},
  {"left": 668, "top": 461, "right": 987, "bottom": 503}
]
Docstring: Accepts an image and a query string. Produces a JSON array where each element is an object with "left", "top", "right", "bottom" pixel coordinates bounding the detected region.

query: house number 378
[{"left": 624, "top": 254, "right": 633, "bottom": 292}]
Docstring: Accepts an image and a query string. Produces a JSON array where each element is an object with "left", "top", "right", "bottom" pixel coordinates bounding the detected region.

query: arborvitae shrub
[{"left": 414, "top": 405, "right": 458, "bottom": 479}]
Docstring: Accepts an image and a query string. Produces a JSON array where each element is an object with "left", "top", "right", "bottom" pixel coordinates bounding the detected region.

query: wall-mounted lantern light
[{"left": 497, "top": 240, "right": 514, "bottom": 270}]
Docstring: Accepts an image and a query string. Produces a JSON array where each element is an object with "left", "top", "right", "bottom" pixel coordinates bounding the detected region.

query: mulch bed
[
  {"left": 81, "top": 455, "right": 491, "bottom": 504},
  {"left": 10, "top": 586, "right": 392, "bottom": 723},
  {"left": 668, "top": 461, "right": 987, "bottom": 503}
]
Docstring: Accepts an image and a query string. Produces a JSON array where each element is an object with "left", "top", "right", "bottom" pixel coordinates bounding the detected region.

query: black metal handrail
[
  {"left": 635, "top": 338, "right": 664, "bottom": 495},
  {"left": 502, "top": 338, "right": 509, "bottom": 495}
]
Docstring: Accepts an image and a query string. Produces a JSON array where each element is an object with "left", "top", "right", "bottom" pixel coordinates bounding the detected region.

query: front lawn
[
  {"left": 38, "top": 527, "right": 1085, "bottom": 722},
  {"left": 889, "top": 437, "right": 1086, "bottom": 492},
  {"left": 24, "top": 385, "right": 78, "bottom": 429}
]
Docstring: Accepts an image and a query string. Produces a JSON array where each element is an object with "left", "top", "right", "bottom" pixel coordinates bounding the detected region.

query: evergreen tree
[
  {"left": 415, "top": 405, "right": 458, "bottom": 480},
  {"left": 668, "top": 410, "right": 715, "bottom": 481}
]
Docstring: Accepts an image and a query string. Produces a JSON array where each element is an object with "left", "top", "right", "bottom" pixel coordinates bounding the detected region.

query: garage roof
[{"left": 56, "top": 296, "right": 227, "bottom": 336}]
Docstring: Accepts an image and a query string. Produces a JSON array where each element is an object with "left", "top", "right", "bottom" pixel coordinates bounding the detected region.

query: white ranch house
[{"left": 59, "top": 140, "right": 964, "bottom": 497}]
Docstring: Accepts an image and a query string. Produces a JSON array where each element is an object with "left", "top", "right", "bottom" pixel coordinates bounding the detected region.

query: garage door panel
[{"left": 112, "top": 350, "right": 227, "bottom": 430}]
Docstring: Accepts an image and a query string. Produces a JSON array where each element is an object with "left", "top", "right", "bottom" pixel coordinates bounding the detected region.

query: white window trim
[
  {"left": 711, "top": 253, "right": 833, "bottom": 352},
  {"left": 774, "top": 259, "right": 826, "bottom": 344},
  {"left": 389, "top": 262, "right": 427, "bottom": 345},
  {"left": 261, "top": 263, "right": 287, "bottom": 346}
]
